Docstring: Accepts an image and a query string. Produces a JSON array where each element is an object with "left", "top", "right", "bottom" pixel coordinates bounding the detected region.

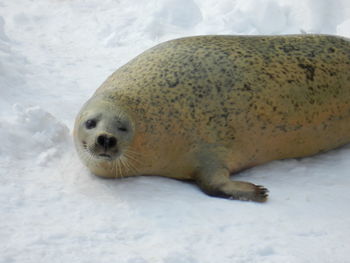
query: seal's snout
[{"left": 97, "top": 134, "right": 117, "bottom": 151}]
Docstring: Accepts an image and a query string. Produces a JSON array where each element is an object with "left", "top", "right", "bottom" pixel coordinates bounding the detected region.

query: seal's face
[{"left": 74, "top": 98, "right": 135, "bottom": 177}]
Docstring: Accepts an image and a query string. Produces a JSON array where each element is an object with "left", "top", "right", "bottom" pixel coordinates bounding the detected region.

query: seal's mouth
[
  {"left": 81, "top": 140, "right": 119, "bottom": 161},
  {"left": 98, "top": 153, "right": 113, "bottom": 160},
  {"left": 95, "top": 151, "right": 121, "bottom": 161},
  {"left": 99, "top": 153, "right": 111, "bottom": 158}
]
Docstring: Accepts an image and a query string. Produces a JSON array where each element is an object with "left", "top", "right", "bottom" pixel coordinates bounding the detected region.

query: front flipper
[{"left": 195, "top": 166, "right": 268, "bottom": 202}]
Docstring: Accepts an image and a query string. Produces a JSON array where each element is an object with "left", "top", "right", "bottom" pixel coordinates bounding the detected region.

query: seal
[{"left": 74, "top": 35, "right": 350, "bottom": 202}]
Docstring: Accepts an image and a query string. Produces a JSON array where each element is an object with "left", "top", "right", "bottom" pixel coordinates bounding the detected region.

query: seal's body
[{"left": 74, "top": 35, "right": 350, "bottom": 202}]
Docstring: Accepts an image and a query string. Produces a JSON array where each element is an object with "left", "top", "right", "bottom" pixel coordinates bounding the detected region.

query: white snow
[{"left": 1, "top": 0, "right": 350, "bottom": 262}]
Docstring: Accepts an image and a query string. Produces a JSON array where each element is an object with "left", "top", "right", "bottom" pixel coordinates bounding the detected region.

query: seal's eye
[
  {"left": 85, "top": 119, "right": 97, "bottom": 129},
  {"left": 118, "top": 127, "right": 128, "bottom": 132}
]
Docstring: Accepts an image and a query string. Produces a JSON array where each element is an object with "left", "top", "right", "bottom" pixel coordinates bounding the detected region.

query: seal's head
[{"left": 73, "top": 95, "right": 135, "bottom": 178}]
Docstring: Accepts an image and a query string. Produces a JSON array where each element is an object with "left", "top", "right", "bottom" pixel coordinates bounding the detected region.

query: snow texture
[{"left": 0, "top": 0, "right": 350, "bottom": 262}]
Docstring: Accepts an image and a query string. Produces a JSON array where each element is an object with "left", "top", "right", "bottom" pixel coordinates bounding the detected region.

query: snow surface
[{"left": 1, "top": 0, "right": 350, "bottom": 262}]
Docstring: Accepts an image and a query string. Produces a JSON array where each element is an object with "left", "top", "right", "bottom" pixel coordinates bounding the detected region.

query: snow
[{"left": 0, "top": 0, "right": 350, "bottom": 262}]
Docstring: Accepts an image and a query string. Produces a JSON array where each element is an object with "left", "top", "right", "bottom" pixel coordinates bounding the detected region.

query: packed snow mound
[
  {"left": 0, "top": 16, "right": 28, "bottom": 109},
  {"left": 0, "top": 104, "right": 70, "bottom": 165},
  {"left": 197, "top": 0, "right": 350, "bottom": 35},
  {"left": 154, "top": 0, "right": 202, "bottom": 29},
  {"left": 158, "top": 0, "right": 202, "bottom": 28},
  {"left": 337, "top": 19, "right": 350, "bottom": 37},
  {"left": 0, "top": 16, "right": 10, "bottom": 42},
  {"left": 226, "top": 0, "right": 289, "bottom": 34},
  {"left": 146, "top": 0, "right": 202, "bottom": 39}
]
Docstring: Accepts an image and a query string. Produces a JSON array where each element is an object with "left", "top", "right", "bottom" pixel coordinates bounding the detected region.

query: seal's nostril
[
  {"left": 97, "top": 134, "right": 117, "bottom": 150},
  {"left": 109, "top": 137, "right": 116, "bottom": 148},
  {"left": 97, "top": 135, "right": 106, "bottom": 147}
]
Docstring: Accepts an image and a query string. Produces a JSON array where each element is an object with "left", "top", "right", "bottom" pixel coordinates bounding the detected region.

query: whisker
[
  {"left": 125, "top": 155, "right": 139, "bottom": 174},
  {"left": 122, "top": 154, "right": 138, "bottom": 175},
  {"left": 124, "top": 150, "right": 143, "bottom": 165},
  {"left": 79, "top": 143, "right": 144, "bottom": 179},
  {"left": 126, "top": 149, "right": 143, "bottom": 156},
  {"left": 117, "top": 158, "right": 124, "bottom": 178},
  {"left": 113, "top": 159, "right": 117, "bottom": 178},
  {"left": 120, "top": 156, "right": 129, "bottom": 177}
]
